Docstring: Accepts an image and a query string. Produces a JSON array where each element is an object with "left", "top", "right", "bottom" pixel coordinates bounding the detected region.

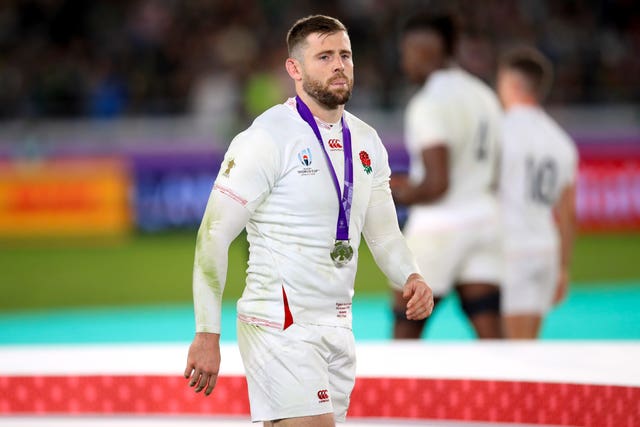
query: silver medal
[{"left": 330, "top": 240, "right": 353, "bottom": 266}]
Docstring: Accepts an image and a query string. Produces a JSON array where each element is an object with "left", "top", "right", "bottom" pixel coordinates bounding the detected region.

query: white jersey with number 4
[
  {"left": 500, "top": 105, "right": 578, "bottom": 251},
  {"left": 404, "top": 68, "right": 502, "bottom": 227},
  {"left": 399, "top": 68, "right": 502, "bottom": 295}
]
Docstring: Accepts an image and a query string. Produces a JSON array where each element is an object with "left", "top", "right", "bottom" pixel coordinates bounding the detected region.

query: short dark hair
[
  {"left": 500, "top": 46, "right": 554, "bottom": 100},
  {"left": 401, "top": 13, "right": 458, "bottom": 57},
  {"left": 286, "top": 15, "right": 348, "bottom": 59}
]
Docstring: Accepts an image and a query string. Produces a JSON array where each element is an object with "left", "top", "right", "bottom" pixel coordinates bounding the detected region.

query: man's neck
[
  {"left": 297, "top": 90, "right": 344, "bottom": 123},
  {"left": 422, "top": 61, "right": 454, "bottom": 84},
  {"left": 504, "top": 95, "right": 539, "bottom": 111}
]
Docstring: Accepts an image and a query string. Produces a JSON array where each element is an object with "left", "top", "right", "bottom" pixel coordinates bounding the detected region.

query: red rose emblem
[
  {"left": 359, "top": 151, "right": 371, "bottom": 166},
  {"left": 359, "top": 151, "right": 372, "bottom": 174}
]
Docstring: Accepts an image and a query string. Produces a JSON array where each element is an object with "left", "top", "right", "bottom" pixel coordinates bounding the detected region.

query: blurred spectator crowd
[{"left": 0, "top": 0, "right": 638, "bottom": 120}]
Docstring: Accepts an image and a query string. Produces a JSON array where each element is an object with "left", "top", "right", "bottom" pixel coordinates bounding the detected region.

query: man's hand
[
  {"left": 184, "top": 332, "right": 221, "bottom": 396},
  {"left": 403, "top": 273, "right": 434, "bottom": 320}
]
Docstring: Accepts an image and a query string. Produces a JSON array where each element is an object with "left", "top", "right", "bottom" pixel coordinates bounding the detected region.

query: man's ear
[{"left": 285, "top": 58, "right": 303, "bottom": 81}]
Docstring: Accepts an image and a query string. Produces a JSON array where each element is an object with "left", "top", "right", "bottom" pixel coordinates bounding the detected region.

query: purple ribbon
[{"left": 295, "top": 96, "right": 353, "bottom": 241}]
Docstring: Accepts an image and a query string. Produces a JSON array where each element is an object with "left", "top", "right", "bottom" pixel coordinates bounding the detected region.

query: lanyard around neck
[{"left": 295, "top": 96, "right": 353, "bottom": 241}]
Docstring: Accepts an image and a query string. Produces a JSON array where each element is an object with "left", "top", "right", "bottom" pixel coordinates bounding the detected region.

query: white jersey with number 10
[{"left": 500, "top": 105, "right": 578, "bottom": 251}]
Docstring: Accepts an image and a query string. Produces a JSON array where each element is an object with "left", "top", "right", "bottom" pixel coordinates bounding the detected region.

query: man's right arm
[
  {"left": 391, "top": 145, "right": 449, "bottom": 205},
  {"left": 184, "top": 127, "right": 280, "bottom": 396},
  {"left": 185, "top": 189, "right": 250, "bottom": 395},
  {"left": 193, "top": 191, "right": 251, "bottom": 334},
  {"left": 392, "top": 98, "right": 450, "bottom": 205}
]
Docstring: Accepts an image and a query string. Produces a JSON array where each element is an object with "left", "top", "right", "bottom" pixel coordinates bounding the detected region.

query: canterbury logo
[
  {"left": 317, "top": 389, "right": 330, "bottom": 402},
  {"left": 327, "top": 139, "right": 342, "bottom": 149}
]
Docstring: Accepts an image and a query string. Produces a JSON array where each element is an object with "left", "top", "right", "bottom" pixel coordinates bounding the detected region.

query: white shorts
[
  {"left": 402, "top": 216, "right": 502, "bottom": 297},
  {"left": 502, "top": 248, "right": 559, "bottom": 315},
  {"left": 237, "top": 320, "right": 356, "bottom": 423}
]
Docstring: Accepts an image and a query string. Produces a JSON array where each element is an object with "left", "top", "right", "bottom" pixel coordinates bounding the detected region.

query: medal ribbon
[{"left": 295, "top": 96, "right": 353, "bottom": 241}]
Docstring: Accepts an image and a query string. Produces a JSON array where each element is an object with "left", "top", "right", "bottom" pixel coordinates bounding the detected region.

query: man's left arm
[
  {"left": 362, "top": 184, "right": 434, "bottom": 320},
  {"left": 553, "top": 183, "right": 576, "bottom": 304}
]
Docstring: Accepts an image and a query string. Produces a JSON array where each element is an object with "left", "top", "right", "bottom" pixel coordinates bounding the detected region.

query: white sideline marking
[{"left": 0, "top": 342, "right": 639, "bottom": 386}]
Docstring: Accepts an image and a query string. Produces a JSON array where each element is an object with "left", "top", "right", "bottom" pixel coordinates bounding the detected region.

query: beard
[{"left": 302, "top": 72, "right": 353, "bottom": 109}]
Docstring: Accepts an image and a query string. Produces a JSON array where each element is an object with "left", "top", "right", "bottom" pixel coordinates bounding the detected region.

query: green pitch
[{"left": 0, "top": 232, "right": 638, "bottom": 311}]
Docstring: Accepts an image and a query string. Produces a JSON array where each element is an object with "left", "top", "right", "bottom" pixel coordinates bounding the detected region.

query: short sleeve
[
  {"left": 554, "top": 128, "right": 578, "bottom": 189},
  {"left": 213, "top": 126, "right": 281, "bottom": 213},
  {"left": 500, "top": 118, "right": 522, "bottom": 183},
  {"left": 565, "top": 142, "right": 579, "bottom": 185},
  {"left": 405, "top": 96, "right": 450, "bottom": 152}
]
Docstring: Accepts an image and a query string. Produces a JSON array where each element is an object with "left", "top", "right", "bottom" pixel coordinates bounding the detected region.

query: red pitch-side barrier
[{"left": 1, "top": 375, "right": 638, "bottom": 426}]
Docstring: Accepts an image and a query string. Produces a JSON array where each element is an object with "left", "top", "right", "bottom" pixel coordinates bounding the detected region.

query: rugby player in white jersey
[
  {"left": 497, "top": 47, "right": 578, "bottom": 339},
  {"left": 391, "top": 13, "right": 503, "bottom": 339},
  {"left": 184, "top": 15, "right": 433, "bottom": 426}
]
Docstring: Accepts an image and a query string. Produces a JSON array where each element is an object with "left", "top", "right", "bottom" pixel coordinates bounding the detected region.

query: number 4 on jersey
[{"left": 475, "top": 119, "right": 489, "bottom": 161}]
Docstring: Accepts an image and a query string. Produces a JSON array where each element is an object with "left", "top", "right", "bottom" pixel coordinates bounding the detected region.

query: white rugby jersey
[
  {"left": 500, "top": 105, "right": 578, "bottom": 250},
  {"left": 213, "top": 98, "right": 393, "bottom": 330},
  {"left": 404, "top": 68, "right": 502, "bottom": 227}
]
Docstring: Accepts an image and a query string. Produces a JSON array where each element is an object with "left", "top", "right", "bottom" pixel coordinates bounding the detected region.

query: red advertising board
[{"left": 576, "top": 142, "right": 640, "bottom": 231}]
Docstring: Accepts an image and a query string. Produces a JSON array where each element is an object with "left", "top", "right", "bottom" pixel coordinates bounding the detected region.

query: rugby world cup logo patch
[
  {"left": 296, "top": 147, "right": 319, "bottom": 176},
  {"left": 298, "top": 148, "right": 312, "bottom": 166}
]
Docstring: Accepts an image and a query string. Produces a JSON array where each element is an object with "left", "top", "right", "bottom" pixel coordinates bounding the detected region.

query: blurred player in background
[
  {"left": 184, "top": 15, "right": 433, "bottom": 426},
  {"left": 390, "top": 13, "right": 503, "bottom": 339},
  {"left": 497, "top": 47, "right": 578, "bottom": 339}
]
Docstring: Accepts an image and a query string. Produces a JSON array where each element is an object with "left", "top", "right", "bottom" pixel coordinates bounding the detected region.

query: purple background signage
[{"left": 131, "top": 150, "right": 223, "bottom": 231}]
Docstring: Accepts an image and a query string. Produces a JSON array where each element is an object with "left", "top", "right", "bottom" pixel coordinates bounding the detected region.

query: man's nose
[{"left": 333, "top": 57, "right": 345, "bottom": 72}]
